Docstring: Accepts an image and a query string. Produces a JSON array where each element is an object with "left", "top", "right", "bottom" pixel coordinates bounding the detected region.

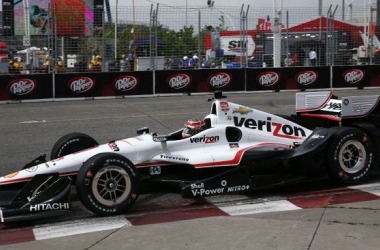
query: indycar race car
[{"left": 1, "top": 91, "right": 380, "bottom": 222}]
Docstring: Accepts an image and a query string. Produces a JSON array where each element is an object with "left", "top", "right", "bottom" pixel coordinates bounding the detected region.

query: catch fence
[{"left": 0, "top": 3, "right": 378, "bottom": 74}]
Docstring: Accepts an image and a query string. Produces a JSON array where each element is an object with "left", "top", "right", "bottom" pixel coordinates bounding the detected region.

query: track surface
[{"left": 1, "top": 90, "right": 380, "bottom": 248}]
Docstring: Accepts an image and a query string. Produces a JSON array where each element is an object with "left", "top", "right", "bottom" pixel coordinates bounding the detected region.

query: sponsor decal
[
  {"left": 190, "top": 135, "right": 220, "bottom": 144},
  {"left": 8, "top": 78, "right": 36, "bottom": 95},
  {"left": 311, "top": 134, "right": 325, "bottom": 139},
  {"left": 153, "top": 136, "right": 167, "bottom": 142},
  {"left": 321, "top": 100, "right": 342, "bottom": 112},
  {"left": 167, "top": 73, "right": 192, "bottom": 89},
  {"left": 208, "top": 73, "right": 232, "bottom": 88},
  {"left": 108, "top": 142, "right": 120, "bottom": 151},
  {"left": 257, "top": 71, "right": 280, "bottom": 86},
  {"left": 191, "top": 183, "right": 204, "bottom": 189},
  {"left": 229, "top": 143, "right": 239, "bottom": 148},
  {"left": 113, "top": 75, "right": 139, "bottom": 91},
  {"left": 220, "top": 101, "right": 230, "bottom": 112},
  {"left": 233, "top": 106, "right": 253, "bottom": 115},
  {"left": 296, "top": 71, "right": 318, "bottom": 85},
  {"left": 191, "top": 187, "right": 225, "bottom": 196},
  {"left": 149, "top": 166, "right": 161, "bottom": 175},
  {"left": 4, "top": 172, "right": 19, "bottom": 178},
  {"left": 234, "top": 116, "right": 306, "bottom": 140},
  {"left": 221, "top": 180, "right": 227, "bottom": 186},
  {"left": 67, "top": 77, "right": 95, "bottom": 93},
  {"left": 343, "top": 69, "right": 364, "bottom": 84},
  {"left": 227, "top": 185, "right": 250, "bottom": 192},
  {"left": 30, "top": 203, "right": 70, "bottom": 212},
  {"left": 25, "top": 166, "right": 38, "bottom": 172},
  {"left": 134, "top": 136, "right": 144, "bottom": 141},
  {"left": 227, "top": 116, "right": 232, "bottom": 121},
  {"left": 51, "top": 157, "right": 64, "bottom": 163},
  {"left": 343, "top": 99, "right": 350, "bottom": 105},
  {"left": 160, "top": 155, "right": 189, "bottom": 162}
]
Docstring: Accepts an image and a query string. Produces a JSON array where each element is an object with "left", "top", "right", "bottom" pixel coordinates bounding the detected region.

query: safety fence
[
  {"left": 1, "top": 4, "right": 380, "bottom": 75},
  {"left": 0, "top": 65, "right": 378, "bottom": 102}
]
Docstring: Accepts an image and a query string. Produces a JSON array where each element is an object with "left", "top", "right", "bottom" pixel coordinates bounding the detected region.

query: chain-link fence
[{"left": 0, "top": 3, "right": 379, "bottom": 74}]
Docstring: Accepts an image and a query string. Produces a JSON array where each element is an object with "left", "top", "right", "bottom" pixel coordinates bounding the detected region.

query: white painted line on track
[
  {"left": 33, "top": 216, "right": 131, "bottom": 240},
  {"left": 218, "top": 200, "right": 301, "bottom": 216},
  {"left": 348, "top": 182, "right": 380, "bottom": 196}
]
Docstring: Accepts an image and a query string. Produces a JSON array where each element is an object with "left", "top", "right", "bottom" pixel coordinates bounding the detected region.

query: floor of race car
[{"left": 1, "top": 90, "right": 380, "bottom": 249}]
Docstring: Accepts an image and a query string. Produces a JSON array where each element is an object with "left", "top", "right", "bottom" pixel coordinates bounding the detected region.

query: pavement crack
[
  {"left": 84, "top": 223, "right": 129, "bottom": 250},
  {"left": 307, "top": 205, "right": 327, "bottom": 250}
]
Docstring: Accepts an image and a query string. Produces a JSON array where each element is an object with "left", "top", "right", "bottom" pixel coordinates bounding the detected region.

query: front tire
[
  {"left": 51, "top": 132, "right": 98, "bottom": 159},
  {"left": 76, "top": 153, "right": 140, "bottom": 216},
  {"left": 326, "top": 127, "right": 375, "bottom": 184}
]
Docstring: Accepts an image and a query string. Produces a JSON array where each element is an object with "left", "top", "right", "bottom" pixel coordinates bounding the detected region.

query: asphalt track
[{"left": 1, "top": 89, "right": 380, "bottom": 249}]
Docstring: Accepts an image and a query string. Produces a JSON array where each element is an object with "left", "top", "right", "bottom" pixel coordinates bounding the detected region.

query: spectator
[
  {"left": 13, "top": 58, "right": 22, "bottom": 74},
  {"left": 120, "top": 54, "right": 128, "bottom": 71},
  {"left": 292, "top": 53, "right": 299, "bottom": 66},
  {"left": 77, "top": 59, "right": 87, "bottom": 72},
  {"left": 91, "top": 55, "right": 102, "bottom": 72},
  {"left": 42, "top": 54, "right": 50, "bottom": 73},
  {"left": 8, "top": 59, "right": 14, "bottom": 74},
  {"left": 56, "top": 59, "right": 65, "bottom": 73},
  {"left": 88, "top": 59, "right": 96, "bottom": 72},
  {"left": 170, "top": 58, "right": 180, "bottom": 70},
  {"left": 201, "top": 58, "right": 209, "bottom": 68},
  {"left": 309, "top": 49, "right": 317, "bottom": 66},
  {"left": 284, "top": 53, "right": 292, "bottom": 67},
  {"left": 181, "top": 56, "right": 189, "bottom": 69},
  {"left": 127, "top": 51, "right": 134, "bottom": 71},
  {"left": 188, "top": 55, "right": 198, "bottom": 69}
]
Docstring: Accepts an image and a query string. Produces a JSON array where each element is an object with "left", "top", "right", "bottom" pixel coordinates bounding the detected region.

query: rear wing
[{"left": 296, "top": 91, "right": 380, "bottom": 119}]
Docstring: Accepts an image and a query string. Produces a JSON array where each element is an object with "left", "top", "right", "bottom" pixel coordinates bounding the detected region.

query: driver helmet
[{"left": 182, "top": 118, "right": 206, "bottom": 138}]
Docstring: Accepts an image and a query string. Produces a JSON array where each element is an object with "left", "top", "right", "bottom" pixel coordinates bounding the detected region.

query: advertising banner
[
  {"left": 246, "top": 67, "right": 331, "bottom": 91},
  {"left": 155, "top": 69, "right": 245, "bottom": 94},
  {"left": 54, "top": 71, "right": 153, "bottom": 98},
  {"left": 0, "top": 74, "right": 53, "bottom": 101},
  {"left": 332, "top": 65, "right": 380, "bottom": 88}
]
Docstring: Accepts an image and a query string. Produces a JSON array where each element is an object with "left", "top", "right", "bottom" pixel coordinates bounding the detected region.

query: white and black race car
[{"left": 0, "top": 91, "right": 379, "bottom": 221}]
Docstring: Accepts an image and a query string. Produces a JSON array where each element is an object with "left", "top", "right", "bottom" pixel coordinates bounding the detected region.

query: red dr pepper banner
[
  {"left": 155, "top": 69, "right": 245, "bottom": 94},
  {"left": 0, "top": 74, "right": 53, "bottom": 101},
  {"left": 54, "top": 71, "right": 153, "bottom": 98},
  {"left": 332, "top": 65, "right": 380, "bottom": 88},
  {"left": 246, "top": 67, "right": 331, "bottom": 91}
]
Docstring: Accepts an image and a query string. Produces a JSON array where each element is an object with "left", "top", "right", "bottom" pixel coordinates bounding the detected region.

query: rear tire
[
  {"left": 76, "top": 153, "right": 140, "bottom": 216},
  {"left": 326, "top": 127, "right": 375, "bottom": 184},
  {"left": 51, "top": 133, "right": 98, "bottom": 159}
]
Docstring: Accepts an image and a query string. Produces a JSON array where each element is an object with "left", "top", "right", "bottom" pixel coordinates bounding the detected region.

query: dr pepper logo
[
  {"left": 257, "top": 71, "right": 280, "bottom": 86},
  {"left": 68, "top": 77, "right": 95, "bottom": 93},
  {"left": 343, "top": 69, "right": 364, "bottom": 84},
  {"left": 208, "top": 73, "right": 232, "bottom": 88},
  {"left": 8, "top": 78, "right": 36, "bottom": 95},
  {"left": 167, "top": 73, "right": 191, "bottom": 89},
  {"left": 113, "top": 75, "right": 139, "bottom": 91},
  {"left": 296, "top": 71, "right": 318, "bottom": 85}
]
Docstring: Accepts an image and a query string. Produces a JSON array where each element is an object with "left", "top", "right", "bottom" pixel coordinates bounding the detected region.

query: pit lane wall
[{"left": 0, "top": 66, "right": 378, "bottom": 102}]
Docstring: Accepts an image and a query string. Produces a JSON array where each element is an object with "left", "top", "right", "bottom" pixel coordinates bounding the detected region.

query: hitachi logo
[
  {"left": 234, "top": 116, "right": 306, "bottom": 140},
  {"left": 30, "top": 203, "right": 70, "bottom": 212},
  {"left": 190, "top": 135, "right": 220, "bottom": 143}
]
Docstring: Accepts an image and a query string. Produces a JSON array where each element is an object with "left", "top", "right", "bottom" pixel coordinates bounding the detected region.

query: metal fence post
[
  {"left": 198, "top": 10, "right": 201, "bottom": 69},
  {"left": 370, "top": 7, "right": 374, "bottom": 65},
  {"left": 102, "top": 4, "right": 106, "bottom": 72}
]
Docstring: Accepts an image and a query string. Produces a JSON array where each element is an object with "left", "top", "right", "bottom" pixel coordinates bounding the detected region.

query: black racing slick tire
[
  {"left": 326, "top": 127, "right": 375, "bottom": 184},
  {"left": 51, "top": 133, "right": 98, "bottom": 159},
  {"left": 76, "top": 153, "right": 140, "bottom": 216}
]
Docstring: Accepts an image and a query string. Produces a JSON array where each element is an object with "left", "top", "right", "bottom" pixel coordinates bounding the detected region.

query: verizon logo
[{"left": 190, "top": 135, "right": 219, "bottom": 143}]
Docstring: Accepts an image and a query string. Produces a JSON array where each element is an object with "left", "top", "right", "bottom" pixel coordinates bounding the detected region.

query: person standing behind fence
[
  {"left": 90, "top": 55, "right": 102, "bottom": 72},
  {"left": 120, "top": 54, "right": 128, "bottom": 71},
  {"left": 13, "top": 58, "right": 22, "bottom": 74},
  {"left": 309, "top": 49, "right": 317, "bottom": 66},
  {"left": 8, "top": 59, "right": 14, "bottom": 74},
  {"left": 56, "top": 59, "right": 65, "bottom": 73},
  {"left": 181, "top": 56, "right": 189, "bottom": 69},
  {"left": 42, "top": 54, "right": 50, "bottom": 73}
]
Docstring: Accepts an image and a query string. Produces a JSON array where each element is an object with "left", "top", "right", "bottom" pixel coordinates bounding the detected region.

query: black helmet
[{"left": 182, "top": 118, "right": 206, "bottom": 138}]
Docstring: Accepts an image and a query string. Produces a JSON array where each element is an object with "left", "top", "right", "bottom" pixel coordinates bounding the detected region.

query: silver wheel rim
[
  {"left": 338, "top": 140, "right": 366, "bottom": 174},
  {"left": 92, "top": 166, "right": 131, "bottom": 206}
]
